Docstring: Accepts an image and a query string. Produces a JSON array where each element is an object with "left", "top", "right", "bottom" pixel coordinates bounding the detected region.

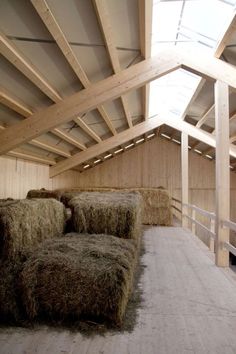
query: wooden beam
[
  {"left": 196, "top": 104, "right": 214, "bottom": 128},
  {"left": 31, "top": 0, "right": 116, "bottom": 135},
  {"left": 0, "top": 89, "right": 84, "bottom": 153},
  {"left": 73, "top": 117, "right": 102, "bottom": 143},
  {"left": 181, "top": 78, "right": 206, "bottom": 120},
  {"left": 0, "top": 122, "right": 70, "bottom": 158},
  {"left": 0, "top": 89, "right": 32, "bottom": 117},
  {"left": 215, "top": 12, "right": 236, "bottom": 59},
  {"left": 181, "top": 132, "right": 189, "bottom": 228},
  {"left": 163, "top": 114, "right": 236, "bottom": 158},
  {"left": 30, "top": 139, "right": 71, "bottom": 158},
  {"left": 178, "top": 47, "right": 236, "bottom": 88},
  {"left": 0, "top": 53, "right": 179, "bottom": 154},
  {"left": 92, "top": 0, "right": 133, "bottom": 128},
  {"left": 3, "top": 47, "right": 236, "bottom": 155},
  {"left": 49, "top": 116, "right": 165, "bottom": 177},
  {"left": 52, "top": 128, "right": 86, "bottom": 151},
  {"left": 7, "top": 149, "right": 56, "bottom": 165},
  {"left": 139, "top": 0, "right": 153, "bottom": 120},
  {"left": 211, "top": 109, "right": 236, "bottom": 136},
  {"left": 215, "top": 80, "right": 230, "bottom": 267},
  {"left": 0, "top": 31, "right": 61, "bottom": 103}
]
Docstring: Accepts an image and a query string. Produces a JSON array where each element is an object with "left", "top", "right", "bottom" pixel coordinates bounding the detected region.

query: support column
[
  {"left": 215, "top": 80, "right": 230, "bottom": 267},
  {"left": 181, "top": 132, "right": 189, "bottom": 228}
]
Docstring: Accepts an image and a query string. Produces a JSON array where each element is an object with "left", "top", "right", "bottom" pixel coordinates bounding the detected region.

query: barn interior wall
[{"left": 1, "top": 137, "right": 236, "bottom": 241}]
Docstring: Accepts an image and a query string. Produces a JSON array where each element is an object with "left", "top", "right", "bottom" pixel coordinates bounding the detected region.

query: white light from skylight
[{"left": 149, "top": 0, "right": 236, "bottom": 120}]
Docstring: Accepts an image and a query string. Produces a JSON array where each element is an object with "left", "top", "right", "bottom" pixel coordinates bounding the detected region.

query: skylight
[{"left": 149, "top": 0, "right": 236, "bottom": 120}]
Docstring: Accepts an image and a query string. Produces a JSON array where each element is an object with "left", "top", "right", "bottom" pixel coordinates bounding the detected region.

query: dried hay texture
[
  {"left": 0, "top": 199, "right": 66, "bottom": 260},
  {"left": 123, "top": 188, "right": 172, "bottom": 225},
  {"left": 69, "top": 192, "right": 142, "bottom": 240},
  {"left": 60, "top": 188, "right": 115, "bottom": 207},
  {"left": 20, "top": 234, "right": 138, "bottom": 326},
  {"left": 0, "top": 258, "right": 26, "bottom": 322},
  {"left": 27, "top": 188, "right": 62, "bottom": 201}
]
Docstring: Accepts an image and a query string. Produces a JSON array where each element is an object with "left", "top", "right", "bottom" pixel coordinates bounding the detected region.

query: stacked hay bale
[
  {"left": 17, "top": 191, "right": 143, "bottom": 326},
  {"left": 60, "top": 187, "right": 115, "bottom": 207},
  {"left": 69, "top": 191, "right": 142, "bottom": 241},
  {"left": 0, "top": 199, "right": 66, "bottom": 260},
  {"left": 57, "top": 186, "right": 172, "bottom": 226},
  {"left": 27, "top": 188, "right": 62, "bottom": 201},
  {"left": 20, "top": 234, "right": 137, "bottom": 326},
  {"left": 125, "top": 188, "right": 172, "bottom": 226},
  {"left": 0, "top": 199, "right": 66, "bottom": 322}
]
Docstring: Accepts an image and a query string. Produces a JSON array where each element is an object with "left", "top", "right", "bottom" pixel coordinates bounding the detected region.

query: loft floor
[{"left": 1, "top": 226, "right": 236, "bottom": 354}]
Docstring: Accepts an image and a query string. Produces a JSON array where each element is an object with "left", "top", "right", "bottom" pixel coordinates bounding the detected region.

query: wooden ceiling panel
[
  {"left": 0, "top": 55, "right": 52, "bottom": 110},
  {"left": 0, "top": 0, "right": 51, "bottom": 39},
  {"left": 9, "top": 40, "right": 82, "bottom": 98},
  {"left": 47, "top": 0, "right": 104, "bottom": 45},
  {"left": 106, "top": 0, "right": 140, "bottom": 50}
]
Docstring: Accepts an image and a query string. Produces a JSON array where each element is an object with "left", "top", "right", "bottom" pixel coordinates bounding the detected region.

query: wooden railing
[
  {"left": 182, "top": 203, "right": 215, "bottom": 252},
  {"left": 171, "top": 197, "right": 182, "bottom": 215},
  {"left": 171, "top": 197, "right": 236, "bottom": 262}
]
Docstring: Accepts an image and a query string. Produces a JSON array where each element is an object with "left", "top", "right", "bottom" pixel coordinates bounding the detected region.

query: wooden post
[
  {"left": 209, "top": 218, "right": 215, "bottom": 252},
  {"left": 191, "top": 209, "right": 196, "bottom": 234},
  {"left": 215, "top": 80, "right": 230, "bottom": 267},
  {"left": 181, "top": 132, "right": 189, "bottom": 228}
]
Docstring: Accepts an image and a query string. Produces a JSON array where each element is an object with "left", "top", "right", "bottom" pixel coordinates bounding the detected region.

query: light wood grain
[
  {"left": 31, "top": 0, "right": 116, "bottom": 135},
  {"left": 215, "top": 80, "right": 230, "bottom": 267},
  {"left": 181, "top": 132, "right": 189, "bottom": 228},
  {"left": 0, "top": 54, "right": 178, "bottom": 155}
]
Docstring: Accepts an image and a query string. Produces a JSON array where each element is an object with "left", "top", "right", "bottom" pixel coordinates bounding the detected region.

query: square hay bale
[
  {"left": 27, "top": 188, "right": 62, "bottom": 201},
  {"left": 0, "top": 199, "right": 66, "bottom": 260},
  {"left": 0, "top": 259, "right": 26, "bottom": 323},
  {"left": 69, "top": 192, "right": 142, "bottom": 240},
  {"left": 60, "top": 187, "right": 116, "bottom": 207},
  {"left": 123, "top": 188, "right": 172, "bottom": 225},
  {"left": 19, "top": 234, "right": 138, "bottom": 326}
]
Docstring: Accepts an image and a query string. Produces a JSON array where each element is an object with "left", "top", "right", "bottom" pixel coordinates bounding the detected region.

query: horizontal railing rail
[
  {"left": 172, "top": 198, "right": 236, "bottom": 265},
  {"left": 172, "top": 197, "right": 181, "bottom": 203},
  {"left": 172, "top": 205, "right": 182, "bottom": 213},
  {"left": 222, "top": 219, "right": 236, "bottom": 233},
  {"left": 182, "top": 203, "right": 216, "bottom": 220},
  {"left": 183, "top": 213, "right": 215, "bottom": 239},
  {"left": 172, "top": 198, "right": 216, "bottom": 252}
]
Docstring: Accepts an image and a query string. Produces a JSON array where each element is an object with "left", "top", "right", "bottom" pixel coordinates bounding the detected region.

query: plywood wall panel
[
  {"left": 0, "top": 156, "right": 52, "bottom": 199},
  {"left": 1, "top": 137, "right": 236, "bottom": 235}
]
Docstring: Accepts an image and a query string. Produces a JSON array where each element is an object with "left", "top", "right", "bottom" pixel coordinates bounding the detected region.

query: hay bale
[
  {"left": 27, "top": 188, "right": 62, "bottom": 201},
  {"left": 123, "top": 188, "right": 172, "bottom": 225},
  {"left": 0, "top": 199, "right": 66, "bottom": 260},
  {"left": 0, "top": 199, "right": 17, "bottom": 207},
  {"left": 69, "top": 192, "right": 142, "bottom": 240},
  {"left": 60, "top": 188, "right": 115, "bottom": 207},
  {"left": 60, "top": 191, "right": 82, "bottom": 207},
  {"left": 20, "top": 234, "right": 138, "bottom": 325},
  {"left": 0, "top": 258, "right": 26, "bottom": 322}
]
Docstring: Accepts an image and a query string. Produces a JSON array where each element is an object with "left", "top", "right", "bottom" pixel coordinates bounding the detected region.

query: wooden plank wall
[
  {"left": 1, "top": 137, "right": 236, "bottom": 243},
  {"left": 0, "top": 156, "right": 52, "bottom": 199}
]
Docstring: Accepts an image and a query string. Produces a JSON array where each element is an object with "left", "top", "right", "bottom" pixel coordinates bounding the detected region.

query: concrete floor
[{"left": 1, "top": 226, "right": 236, "bottom": 354}]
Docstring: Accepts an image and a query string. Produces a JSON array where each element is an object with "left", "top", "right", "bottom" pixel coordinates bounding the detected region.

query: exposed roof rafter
[
  {"left": 214, "top": 11, "right": 236, "bottom": 58},
  {"left": 31, "top": 0, "right": 117, "bottom": 135},
  {"left": 1, "top": 47, "right": 236, "bottom": 168},
  {"left": 50, "top": 115, "right": 165, "bottom": 177},
  {"left": 139, "top": 0, "right": 153, "bottom": 120},
  {"left": 92, "top": 0, "right": 133, "bottom": 128}
]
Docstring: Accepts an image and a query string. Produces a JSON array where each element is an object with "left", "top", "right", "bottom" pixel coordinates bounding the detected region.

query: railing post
[
  {"left": 209, "top": 218, "right": 215, "bottom": 252},
  {"left": 191, "top": 208, "right": 196, "bottom": 234},
  {"left": 215, "top": 80, "right": 230, "bottom": 267},
  {"left": 181, "top": 132, "right": 189, "bottom": 229}
]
